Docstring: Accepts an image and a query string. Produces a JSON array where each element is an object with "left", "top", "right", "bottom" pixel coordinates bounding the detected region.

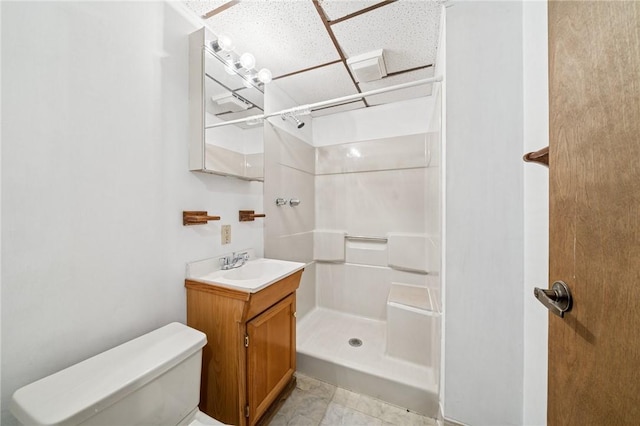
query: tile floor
[{"left": 270, "top": 374, "right": 437, "bottom": 426}]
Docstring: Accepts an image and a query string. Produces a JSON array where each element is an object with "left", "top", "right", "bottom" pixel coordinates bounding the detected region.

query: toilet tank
[{"left": 10, "top": 322, "right": 207, "bottom": 426}]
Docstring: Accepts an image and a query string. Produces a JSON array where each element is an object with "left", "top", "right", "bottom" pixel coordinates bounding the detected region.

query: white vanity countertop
[{"left": 186, "top": 253, "right": 305, "bottom": 293}]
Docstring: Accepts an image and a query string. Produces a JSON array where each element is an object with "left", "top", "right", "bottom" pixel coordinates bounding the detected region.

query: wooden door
[
  {"left": 246, "top": 293, "right": 296, "bottom": 425},
  {"left": 548, "top": 1, "right": 640, "bottom": 424}
]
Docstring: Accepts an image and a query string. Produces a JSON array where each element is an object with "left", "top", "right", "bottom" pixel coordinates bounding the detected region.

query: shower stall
[{"left": 263, "top": 82, "right": 443, "bottom": 418}]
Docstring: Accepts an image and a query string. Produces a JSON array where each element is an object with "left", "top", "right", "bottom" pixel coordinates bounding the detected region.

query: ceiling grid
[{"left": 184, "top": 0, "right": 441, "bottom": 116}]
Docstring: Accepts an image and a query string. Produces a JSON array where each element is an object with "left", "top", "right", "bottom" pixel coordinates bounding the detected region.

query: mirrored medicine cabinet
[{"left": 189, "top": 28, "right": 264, "bottom": 181}]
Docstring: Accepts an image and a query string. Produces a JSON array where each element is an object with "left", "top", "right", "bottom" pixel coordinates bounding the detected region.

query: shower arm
[{"left": 204, "top": 75, "right": 444, "bottom": 130}]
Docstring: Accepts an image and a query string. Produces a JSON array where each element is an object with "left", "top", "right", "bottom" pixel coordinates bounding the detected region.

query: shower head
[
  {"left": 291, "top": 115, "right": 305, "bottom": 129},
  {"left": 281, "top": 112, "right": 305, "bottom": 129}
]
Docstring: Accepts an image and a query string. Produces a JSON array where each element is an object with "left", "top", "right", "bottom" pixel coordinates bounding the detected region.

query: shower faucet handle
[
  {"left": 289, "top": 198, "right": 301, "bottom": 207},
  {"left": 275, "top": 198, "right": 287, "bottom": 206}
]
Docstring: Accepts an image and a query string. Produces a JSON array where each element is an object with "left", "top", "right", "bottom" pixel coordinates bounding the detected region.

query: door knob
[{"left": 534, "top": 281, "right": 572, "bottom": 318}]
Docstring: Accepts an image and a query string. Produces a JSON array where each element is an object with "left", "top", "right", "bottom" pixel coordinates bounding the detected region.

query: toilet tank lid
[{"left": 10, "top": 322, "right": 206, "bottom": 426}]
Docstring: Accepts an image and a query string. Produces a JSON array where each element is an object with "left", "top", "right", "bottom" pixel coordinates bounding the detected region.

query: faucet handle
[
  {"left": 219, "top": 256, "right": 231, "bottom": 267},
  {"left": 237, "top": 251, "right": 249, "bottom": 261}
]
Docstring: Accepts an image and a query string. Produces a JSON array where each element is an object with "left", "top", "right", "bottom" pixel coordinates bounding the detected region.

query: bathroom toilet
[{"left": 10, "top": 322, "right": 225, "bottom": 426}]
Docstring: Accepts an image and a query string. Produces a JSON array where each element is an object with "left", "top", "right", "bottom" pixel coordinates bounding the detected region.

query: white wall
[
  {"left": 313, "top": 96, "right": 434, "bottom": 145},
  {"left": 435, "top": 5, "right": 447, "bottom": 420},
  {"left": 0, "top": 2, "right": 263, "bottom": 424},
  {"left": 522, "top": 1, "right": 549, "bottom": 425},
  {"left": 444, "top": 2, "right": 524, "bottom": 425},
  {"left": 0, "top": 1, "right": 3, "bottom": 418}
]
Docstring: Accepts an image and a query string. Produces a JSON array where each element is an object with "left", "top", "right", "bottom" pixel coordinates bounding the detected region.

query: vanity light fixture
[
  {"left": 210, "top": 34, "right": 234, "bottom": 53},
  {"left": 239, "top": 53, "right": 256, "bottom": 70},
  {"left": 208, "top": 34, "right": 272, "bottom": 89},
  {"left": 257, "top": 68, "right": 272, "bottom": 84}
]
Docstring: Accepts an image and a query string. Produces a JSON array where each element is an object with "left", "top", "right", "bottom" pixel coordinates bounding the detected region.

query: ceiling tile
[
  {"left": 311, "top": 100, "right": 366, "bottom": 117},
  {"left": 274, "top": 62, "right": 358, "bottom": 107},
  {"left": 332, "top": 0, "right": 441, "bottom": 74},
  {"left": 203, "top": 0, "right": 340, "bottom": 78},
  {"left": 361, "top": 67, "right": 435, "bottom": 105},
  {"left": 318, "top": 0, "right": 383, "bottom": 21},
  {"left": 183, "top": 1, "right": 232, "bottom": 18}
]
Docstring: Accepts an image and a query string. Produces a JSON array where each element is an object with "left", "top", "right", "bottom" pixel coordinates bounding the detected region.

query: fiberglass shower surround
[{"left": 263, "top": 81, "right": 444, "bottom": 417}]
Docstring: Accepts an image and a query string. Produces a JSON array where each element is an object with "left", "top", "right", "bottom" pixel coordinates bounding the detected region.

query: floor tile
[
  {"left": 274, "top": 387, "right": 330, "bottom": 425},
  {"left": 320, "top": 402, "right": 347, "bottom": 425},
  {"left": 273, "top": 374, "right": 436, "bottom": 426},
  {"left": 320, "top": 402, "right": 382, "bottom": 426},
  {"left": 353, "top": 394, "right": 387, "bottom": 418},
  {"left": 331, "top": 388, "right": 360, "bottom": 410},
  {"left": 379, "top": 403, "right": 434, "bottom": 426},
  {"left": 342, "top": 407, "right": 383, "bottom": 425},
  {"left": 296, "top": 374, "right": 336, "bottom": 400}
]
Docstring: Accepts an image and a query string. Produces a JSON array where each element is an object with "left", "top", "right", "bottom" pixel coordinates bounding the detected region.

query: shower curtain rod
[
  {"left": 265, "top": 75, "right": 443, "bottom": 119},
  {"left": 204, "top": 75, "right": 443, "bottom": 129}
]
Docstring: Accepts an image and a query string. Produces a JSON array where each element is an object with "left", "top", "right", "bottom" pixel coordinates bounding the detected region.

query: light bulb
[
  {"left": 217, "top": 34, "right": 234, "bottom": 52},
  {"left": 257, "top": 68, "right": 272, "bottom": 84},
  {"left": 239, "top": 53, "right": 256, "bottom": 70}
]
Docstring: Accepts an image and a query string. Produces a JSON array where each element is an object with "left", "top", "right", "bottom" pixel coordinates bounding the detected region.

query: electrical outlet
[{"left": 221, "top": 224, "right": 231, "bottom": 245}]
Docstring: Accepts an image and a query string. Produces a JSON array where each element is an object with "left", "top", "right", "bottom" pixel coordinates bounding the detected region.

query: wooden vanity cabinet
[{"left": 185, "top": 269, "right": 302, "bottom": 426}]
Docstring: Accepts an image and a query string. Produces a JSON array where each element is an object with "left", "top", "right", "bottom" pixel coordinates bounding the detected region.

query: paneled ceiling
[{"left": 183, "top": 0, "right": 442, "bottom": 117}]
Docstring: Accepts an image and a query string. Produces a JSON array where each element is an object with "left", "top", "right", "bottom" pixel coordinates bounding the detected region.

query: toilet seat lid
[{"left": 11, "top": 323, "right": 206, "bottom": 426}]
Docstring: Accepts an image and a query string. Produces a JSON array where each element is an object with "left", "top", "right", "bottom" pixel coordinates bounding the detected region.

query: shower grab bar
[{"left": 345, "top": 235, "right": 388, "bottom": 243}]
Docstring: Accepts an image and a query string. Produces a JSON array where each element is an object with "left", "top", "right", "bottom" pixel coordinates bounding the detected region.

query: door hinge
[
  {"left": 245, "top": 404, "right": 250, "bottom": 418},
  {"left": 244, "top": 335, "right": 249, "bottom": 347}
]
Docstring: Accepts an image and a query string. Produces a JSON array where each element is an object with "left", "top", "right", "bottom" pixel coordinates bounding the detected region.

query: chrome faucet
[{"left": 220, "top": 252, "right": 249, "bottom": 270}]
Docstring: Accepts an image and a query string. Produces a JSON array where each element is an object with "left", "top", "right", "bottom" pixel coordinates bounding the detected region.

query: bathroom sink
[
  {"left": 222, "top": 261, "right": 283, "bottom": 281},
  {"left": 188, "top": 257, "right": 305, "bottom": 293}
]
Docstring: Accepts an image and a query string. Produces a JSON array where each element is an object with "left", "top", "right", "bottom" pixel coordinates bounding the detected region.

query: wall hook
[
  {"left": 239, "top": 210, "right": 266, "bottom": 222},
  {"left": 523, "top": 146, "right": 549, "bottom": 167},
  {"left": 183, "top": 211, "right": 221, "bottom": 226}
]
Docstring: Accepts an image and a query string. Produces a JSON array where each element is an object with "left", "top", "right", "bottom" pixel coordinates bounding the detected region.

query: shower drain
[{"left": 348, "top": 338, "right": 363, "bottom": 347}]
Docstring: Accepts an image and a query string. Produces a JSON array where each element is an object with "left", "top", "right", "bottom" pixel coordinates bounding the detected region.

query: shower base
[{"left": 296, "top": 307, "right": 439, "bottom": 417}]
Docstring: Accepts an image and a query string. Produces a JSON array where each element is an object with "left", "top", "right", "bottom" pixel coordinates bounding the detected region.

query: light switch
[{"left": 221, "top": 224, "right": 231, "bottom": 245}]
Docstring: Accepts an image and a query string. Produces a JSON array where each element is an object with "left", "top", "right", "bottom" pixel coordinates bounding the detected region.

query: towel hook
[
  {"left": 183, "top": 211, "right": 221, "bottom": 226},
  {"left": 239, "top": 210, "right": 266, "bottom": 222},
  {"left": 523, "top": 146, "right": 549, "bottom": 167}
]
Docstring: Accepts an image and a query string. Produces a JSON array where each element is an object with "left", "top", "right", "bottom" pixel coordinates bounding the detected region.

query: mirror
[{"left": 189, "top": 28, "right": 264, "bottom": 181}]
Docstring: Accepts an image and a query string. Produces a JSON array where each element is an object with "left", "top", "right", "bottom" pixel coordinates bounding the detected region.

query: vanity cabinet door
[{"left": 246, "top": 293, "right": 296, "bottom": 425}]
